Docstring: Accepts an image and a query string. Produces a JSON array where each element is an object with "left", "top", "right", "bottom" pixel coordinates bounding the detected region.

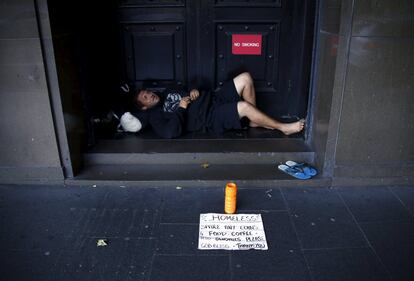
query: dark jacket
[{"left": 132, "top": 88, "right": 211, "bottom": 139}]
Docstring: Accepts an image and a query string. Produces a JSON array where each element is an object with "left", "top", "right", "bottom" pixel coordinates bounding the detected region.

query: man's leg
[
  {"left": 233, "top": 72, "right": 256, "bottom": 105},
  {"left": 233, "top": 72, "right": 260, "bottom": 127},
  {"left": 237, "top": 101, "right": 305, "bottom": 135}
]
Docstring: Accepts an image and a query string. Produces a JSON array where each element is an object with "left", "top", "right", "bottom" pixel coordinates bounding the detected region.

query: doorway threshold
[
  {"left": 85, "top": 135, "right": 314, "bottom": 164},
  {"left": 75, "top": 135, "right": 325, "bottom": 186},
  {"left": 68, "top": 163, "right": 330, "bottom": 188}
]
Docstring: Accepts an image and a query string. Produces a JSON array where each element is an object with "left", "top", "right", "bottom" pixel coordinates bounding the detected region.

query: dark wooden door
[{"left": 119, "top": 0, "right": 315, "bottom": 118}]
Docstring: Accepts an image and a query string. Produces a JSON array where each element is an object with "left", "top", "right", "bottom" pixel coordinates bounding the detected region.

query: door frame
[
  {"left": 35, "top": 0, "right": 75, "bottom": 177},
  {"left": 41, "top": 0, "right": 347, "bottom": 179}
]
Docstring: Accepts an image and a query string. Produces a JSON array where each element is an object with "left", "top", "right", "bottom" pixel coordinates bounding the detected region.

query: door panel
[
  {"left": 216, "top": 24, "right": 280, "bottom": 93},
  {"left": 122, "top": 23, "right": 185, "bottom": 89}
]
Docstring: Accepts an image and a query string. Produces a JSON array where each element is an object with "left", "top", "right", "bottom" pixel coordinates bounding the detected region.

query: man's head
[{"left": 135, "top": 89, "right": 160, "bottom": 110}]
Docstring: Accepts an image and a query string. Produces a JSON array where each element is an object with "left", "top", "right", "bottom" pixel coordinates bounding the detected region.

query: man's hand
[
  {"left": 189, "top": 89, "right": 200, "bottom": 101},
  {"left": 179, "top": 96, "right": 191, "bottom": 109}
]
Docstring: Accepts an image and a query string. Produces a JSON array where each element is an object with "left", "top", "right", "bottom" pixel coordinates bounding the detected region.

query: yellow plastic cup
[{"left": 224, "top": 182, "right": 237, "bottom": 214}]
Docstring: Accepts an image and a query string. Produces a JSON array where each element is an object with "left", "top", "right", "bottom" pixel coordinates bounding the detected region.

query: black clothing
[
  {"left": 131, "top": 81, "right": 241, "bottom": 138},
  {"left": 206, "top": 80, "right": 242, "bottom": 134},
  {"left": 132, "top": 88, "right": 211, "bottom": 139}
]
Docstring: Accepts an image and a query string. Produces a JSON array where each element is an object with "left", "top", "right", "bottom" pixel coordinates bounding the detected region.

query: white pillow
[{"left": 120, "top": 112, "right": 142, "bottom": 132}]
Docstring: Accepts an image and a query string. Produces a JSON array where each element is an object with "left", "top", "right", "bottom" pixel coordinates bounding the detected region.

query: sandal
[
  {"left": 278, "top": 164, "right": 311, "bottom": 180},
  {"left": 285, "top": 161, "right": 317, "bottom": 177}
]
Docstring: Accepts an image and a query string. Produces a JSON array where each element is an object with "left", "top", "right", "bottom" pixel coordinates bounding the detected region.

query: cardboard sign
[
  {"left": 232, "top": 34, "right": 262, "bottom": 55},
  {"left": 198, "top": 213, "right": 268, "bottom": 250}
]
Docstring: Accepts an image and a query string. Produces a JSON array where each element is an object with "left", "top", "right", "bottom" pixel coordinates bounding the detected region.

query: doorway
[
  {"left": 119, "top": 0, "right": 315, "bottom": 121},
  {"left": 47, "top": 0, "right": 316, "bottom": 163},
  {"left": 46, "top": 0, "right": 318, "bottom": 177}
]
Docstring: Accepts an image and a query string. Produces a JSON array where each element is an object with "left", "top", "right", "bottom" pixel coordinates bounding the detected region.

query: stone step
[
  {"left": 69, "top": 164, "right": 328, "bottom": 188},
  {"left": 85, "top": 139, "right": 315, "bottom": 165},
  {"left": 85, "top": 151, "right": 315, "bottom": 165}
]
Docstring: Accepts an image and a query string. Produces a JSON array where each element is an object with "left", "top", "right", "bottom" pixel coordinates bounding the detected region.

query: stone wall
[
  {"left": 332, "top": 0, "right": 414, "bottom": 184},
  {"left": 0, "top": 0, "right": 63, "bottom": 182}
]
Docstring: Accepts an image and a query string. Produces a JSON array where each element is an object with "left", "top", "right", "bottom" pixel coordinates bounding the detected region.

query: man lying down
[{"left": 120, "top": 72, "right": 305, "bottom": 139}]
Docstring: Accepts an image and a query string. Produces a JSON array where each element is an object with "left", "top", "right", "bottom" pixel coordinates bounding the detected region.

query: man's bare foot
[{"left": 280, "top": 119, "right": 305, "bottom": 135}]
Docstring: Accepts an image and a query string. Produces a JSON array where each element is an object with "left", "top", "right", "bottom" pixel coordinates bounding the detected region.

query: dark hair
[{"left": 133, "top": 89, "right": 146, "bottom": 110}]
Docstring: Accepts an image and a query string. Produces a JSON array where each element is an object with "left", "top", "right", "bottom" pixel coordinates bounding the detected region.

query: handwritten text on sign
[{"left": 198, "top": 213, "right": 268, "bottom": 250}]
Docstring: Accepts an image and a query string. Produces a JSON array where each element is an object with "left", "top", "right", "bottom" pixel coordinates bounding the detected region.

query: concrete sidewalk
[{"left": 0, "top": 184, "right": 413, "bottom": 281}]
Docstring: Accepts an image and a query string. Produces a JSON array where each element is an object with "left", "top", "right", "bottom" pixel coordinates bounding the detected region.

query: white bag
[{"left": 119, "top": 112, "right": 142, "bottom": 132}]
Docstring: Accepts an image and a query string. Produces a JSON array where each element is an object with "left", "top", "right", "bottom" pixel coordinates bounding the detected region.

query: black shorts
[{"left": 206, "top": 80, "right": 241, "bottom": 134}]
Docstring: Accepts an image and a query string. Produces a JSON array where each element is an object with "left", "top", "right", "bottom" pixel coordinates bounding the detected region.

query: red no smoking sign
[{"left": 232, "top": 34, "right": 262, "bottom": 55}]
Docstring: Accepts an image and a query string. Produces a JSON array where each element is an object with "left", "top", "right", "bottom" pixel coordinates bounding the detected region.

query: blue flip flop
[
  {"left": 278, "top": 164, "right": 311, "bottom": 180},
  {"left": 285, "top": 161, "right": 318, "bottom": 177}
]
